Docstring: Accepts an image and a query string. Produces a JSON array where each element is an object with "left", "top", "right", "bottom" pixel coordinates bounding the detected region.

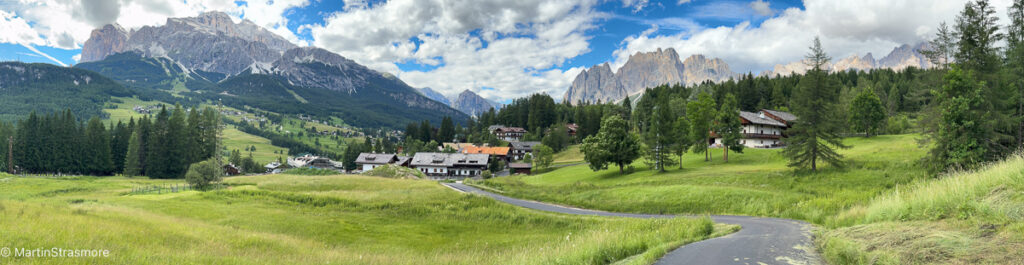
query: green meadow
[
  {"left": 478, "top": 134, "right": 930, "bottom": 224},
  {"left": 477, "top": 134, "right": 1024, "bottom": 264},
  {"left": 0, "top": 173, "right": 729, "bottom": 264}
]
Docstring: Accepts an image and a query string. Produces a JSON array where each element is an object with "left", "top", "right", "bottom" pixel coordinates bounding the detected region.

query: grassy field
[
  {"left": 553, "top": 145, "right": 584, "bottom": 165},
  {"left": 222, "top": 125, "right": 289, "bottom": 165},
  {"left": 0, "top": 173, "right": 732, "bottom": 264},
  {"left": 103, "top": 97, "right": 171, "bottom": 122},
  {"left": 816, "top": 154, "right": 1024, "bottom": 265},
  {"left": 477, "top": 134, "right": 930, "bottom": 224}
]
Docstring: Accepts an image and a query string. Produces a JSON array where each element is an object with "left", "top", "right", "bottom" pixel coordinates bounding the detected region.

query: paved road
[{"left": 443, "top": 183, "right": 822, "bottom": 265}]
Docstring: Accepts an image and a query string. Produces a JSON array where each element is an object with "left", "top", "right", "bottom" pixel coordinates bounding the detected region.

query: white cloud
[
  {"left": 72, "top": 53, "right": 81, "bottom": 62},
  {"left": 749, "top": 0, "right": 773, "bottom": 16},
  {"left": 309, "top": 0, "right": 601, "bottom": 101},
  {"left": 677, "top": 0, "right": 692, "bottom": 4},
  {"left": 2, "top": 0, "right": 309, "bottom": 51},
  {"left": 0, "top": 10, "right": 45, "bottom": 46},
  {"left": 611, "top": 0, "right": 1005, "bottom": 74}
]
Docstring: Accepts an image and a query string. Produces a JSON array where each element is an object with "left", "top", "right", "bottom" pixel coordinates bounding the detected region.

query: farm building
[
  {"left": 355, "top": 153, "right": 398, "bottom": 171},
  {"left": 509, "top": 141, "right": 542, "bottom": 160},
  {"left": 410, "top": 153, "right": 489, "bottom": 179},
  {"left": 508, "top": 163, "right": 532, "bottom": 175},
  {"left": 712, "top": 109, "right": 797, "bottom": 148}
]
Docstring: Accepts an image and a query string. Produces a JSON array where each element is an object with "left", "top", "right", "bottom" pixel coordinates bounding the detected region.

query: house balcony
[{"left": 743, "top": 133, "right": 782, "bottom": 139}]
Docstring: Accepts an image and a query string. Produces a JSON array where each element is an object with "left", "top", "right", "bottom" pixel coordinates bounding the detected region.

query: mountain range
[
  {"left": 74, "top": 11, "right": 467, "bottom": 128},
  {"left": 416, "top": 87, "right": 501, "bottom": 118},
  {"left": 565, "top": 43, "right": 934, "bottom": 105}
]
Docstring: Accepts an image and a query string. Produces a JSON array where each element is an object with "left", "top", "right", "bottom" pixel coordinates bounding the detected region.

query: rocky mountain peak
[
  {"left": 81, "top": 12, "right": 296, "bottom": 75},
  {"left": 271, "top": 47, "right": 381, "bottom": 93},
  {"left": 564, "top": 49, "right": 736, "bottom": 105},
  {"left": 81, "top": 24, "right": 129, "bottom": 62},
  {"left": 452, "top": 89, "right": 495, "bottom": 117}
]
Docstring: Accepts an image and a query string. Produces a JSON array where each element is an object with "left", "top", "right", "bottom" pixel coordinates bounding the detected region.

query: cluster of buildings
[
  {"left": 354, "top": 140, "right": 544, "bottom": 179},
  {"left": 711, "top": 109, "right": 797, "bottom": 149},
  {"left": 487, "top": 123, "right": 578, "bottom": 142}
]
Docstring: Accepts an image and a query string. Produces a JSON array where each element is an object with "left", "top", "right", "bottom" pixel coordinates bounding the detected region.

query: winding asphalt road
[{"left": 443, "top": 183, "right": 822, "bottom": 265}]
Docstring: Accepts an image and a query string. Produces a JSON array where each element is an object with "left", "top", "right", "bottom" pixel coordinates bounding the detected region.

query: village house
[
  {"left": 509, "top": 141, "right": 541, "bottom": 160},
  {"left": 488, "top": 125, "right": 527, "bottom": 142},
  {"left": 461, "top": 146, "right": 511, "bottom": 162},
  {"left": 264, "top": 162, "right": 287, "bottom": 173},
  {"left": 566, "top": 123, "right": 579, "bottom": 138},
  {"left": 712, "top": 109, "right": 797, "bottom": 149},
  {"left": 354, "top": 153, "right": 398, "bottom": 171},
  {"left": 442, "top": 142, "right": 477, "bottom": 152},
  {"left": 410, "top": 153, "right": 489, "bottom": 179}
]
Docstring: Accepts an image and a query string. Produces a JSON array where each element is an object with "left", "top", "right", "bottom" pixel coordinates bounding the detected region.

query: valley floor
[
  {"left": 474, "top": 134, "right": 1024, "bottom": 264},
  {"left": 0, "top": 173, "right": 724, "bottom": 264}
]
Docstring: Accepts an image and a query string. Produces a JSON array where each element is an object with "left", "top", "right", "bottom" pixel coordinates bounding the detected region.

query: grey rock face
[
  {"left": 878, "top": 43, "right": 932, "bottom": 70},
  {"left": 451, "top": 90, "right": 495, "bottom": 116},
  {"left": 81, "top": 24, "right": 129, "bottom": 62},
  {"left": 762, "top": 42, "right": 933, "bottom": 77},
  {"left": 271, "top": 47, "right": 376, "bottom": 94},
  {"left": 418, "top": 87, "right": 451, "bottom": 106},
  {"left": 564, "top": 63, "right": 624, "bottom": 104},
  {"left": 564, "top": 48, "right": 735, "bottom": 105},
  {"left": 80, "top": 11, "right": 296, "bottom": 75}
]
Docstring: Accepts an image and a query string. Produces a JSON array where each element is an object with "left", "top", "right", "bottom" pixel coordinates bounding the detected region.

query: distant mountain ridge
[
  {"left": 564, "top": 48, "right": 734, "bottom": 104},
  {"left": 760, "top": 43, "right": 933, "bottom": 77},
  {"left": 77, "top": 12, "right": 467, "bottom": 128},
  {"left": 567, "top": 43, "right": 934, "bottom": 104},
  {"left": 451, "top": 90, "right": 495, "bottom": 117},
  {"left": 81, "top": 11, "right": 295, "bottom": 75}
]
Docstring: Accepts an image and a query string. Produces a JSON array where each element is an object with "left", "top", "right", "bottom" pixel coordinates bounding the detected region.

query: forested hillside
[{"left": 0, "top": 62, "right": 132, "bottom": 121}]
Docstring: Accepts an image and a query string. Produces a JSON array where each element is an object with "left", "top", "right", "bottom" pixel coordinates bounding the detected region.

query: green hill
[{"left": 0, "top": 62, "right": 131, "bottom": 121}]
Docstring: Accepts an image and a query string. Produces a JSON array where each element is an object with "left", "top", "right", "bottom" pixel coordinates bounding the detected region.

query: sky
[{"left": 0, "top": 0, "right": 1009, "bottom": 102}]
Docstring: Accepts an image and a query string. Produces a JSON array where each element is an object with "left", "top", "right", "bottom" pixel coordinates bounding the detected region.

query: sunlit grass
[
  {"left": 0, "top": 174, "right": 728, "bottom": 264},
  {"left": 479, "top": 134, "right": 929, "bottom": 224}
]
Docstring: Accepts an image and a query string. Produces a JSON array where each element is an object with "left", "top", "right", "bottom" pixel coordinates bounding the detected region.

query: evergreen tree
[
  {"left": 580, "top": 115, "right": 641, "bottom": 174},
  {"left": 782, "top": 37, "right": 849, "bottom": 171},
  {"left": 146, "top": 106, "right": 170, "bottom": 178},
  {"left": 84, "top": 117, "right": 112, "bottom": 175},
  {"left": 643, "top": 98, "right": 678, "bottom": 171},
  {"left": 123, "top": 125, "right": 144, "bottom": 177},
  {"left": 928, "top": 66, "right": 996, "bottom": 172},
  {"left": 849, "top": 89, "right": 887, "bottom": 137},
  {"left": 716, "top": 94, "right": 744, "bottom": 162},
  {"left": 438, "top": 116, "right": 455, "bottom": 143},
  {"left": 1007, "top": 0, "right": 1024, "bottom": 148},
  {"left": 419, "top": 120, "right": 433, "bottom": 142},
  {"left": 110, "top": 120, "right": 131, "bottom": 173},
  {"left": 923, "top": 22, "right": 957, "bottom": 69},
  {"left": 687, "top": 92, "right": 716, "bottom": 161},
  {"left": 673, "top": 116, "right": 693, "bottom": 169}
]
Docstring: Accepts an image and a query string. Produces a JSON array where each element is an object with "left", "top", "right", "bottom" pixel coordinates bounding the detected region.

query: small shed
[
  {"left": 223, "top": 164, "right": 241, "bottom": 176},
  {"left": 508, "top": 163, "right": 532, "bottom": 175}
]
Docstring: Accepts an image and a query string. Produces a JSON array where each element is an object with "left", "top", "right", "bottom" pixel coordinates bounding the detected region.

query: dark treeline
[{"left": 0, "top": 105, "right": 220, "bottom": 178}]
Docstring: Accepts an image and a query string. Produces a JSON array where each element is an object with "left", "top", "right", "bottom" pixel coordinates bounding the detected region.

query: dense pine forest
[{"left": 0, "top": 106, "right": 220, "bottom": 178}]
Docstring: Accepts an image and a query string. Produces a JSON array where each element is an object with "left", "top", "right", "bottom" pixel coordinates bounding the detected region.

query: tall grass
[
  {"left": 0, "top": 173, "right": 726, "bottom": 264},
  {"left": 857, "top": 154, "right": 1024, "bottom": 223}
]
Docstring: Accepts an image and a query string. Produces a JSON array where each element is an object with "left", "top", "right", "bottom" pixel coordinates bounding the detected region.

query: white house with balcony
[{"left": 712, "top": 109, "right": 797, "bottom": 148}]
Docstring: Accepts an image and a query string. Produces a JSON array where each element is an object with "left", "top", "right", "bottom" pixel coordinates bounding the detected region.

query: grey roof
[
  {"left": 487, "top": 125, "right": 506, "bottom": 132},
  {"left": 762, "top": 109, "right": 797, "bottom": 122},
  {"left": 509, "top": 141, "right": 542, "bottom": 150},
  {"left": 355, "top": 153, "right": 397, "bottom": 164},
  {"left": 394, "top": 156, "right": 411, "bottom": 166},
  {"left": 508, "top": 163, "right": 532, "bottom": 169},
  {"left": 739, "top": 111, "right": 787, "bottom": 127},
  {"left": 410, "top": 152, "right": 489, "bottom": 167}
]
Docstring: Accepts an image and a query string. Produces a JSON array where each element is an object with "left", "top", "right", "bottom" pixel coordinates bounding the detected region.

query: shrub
[
  {"left": 362, "top": 165, "right": 425, "bottom": 179},
  {"left": 482, "top": 170, "right": 493, "bottom": 179},
  {"left": 185, "top": 159, "right": 222, "bottom": 191}
]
